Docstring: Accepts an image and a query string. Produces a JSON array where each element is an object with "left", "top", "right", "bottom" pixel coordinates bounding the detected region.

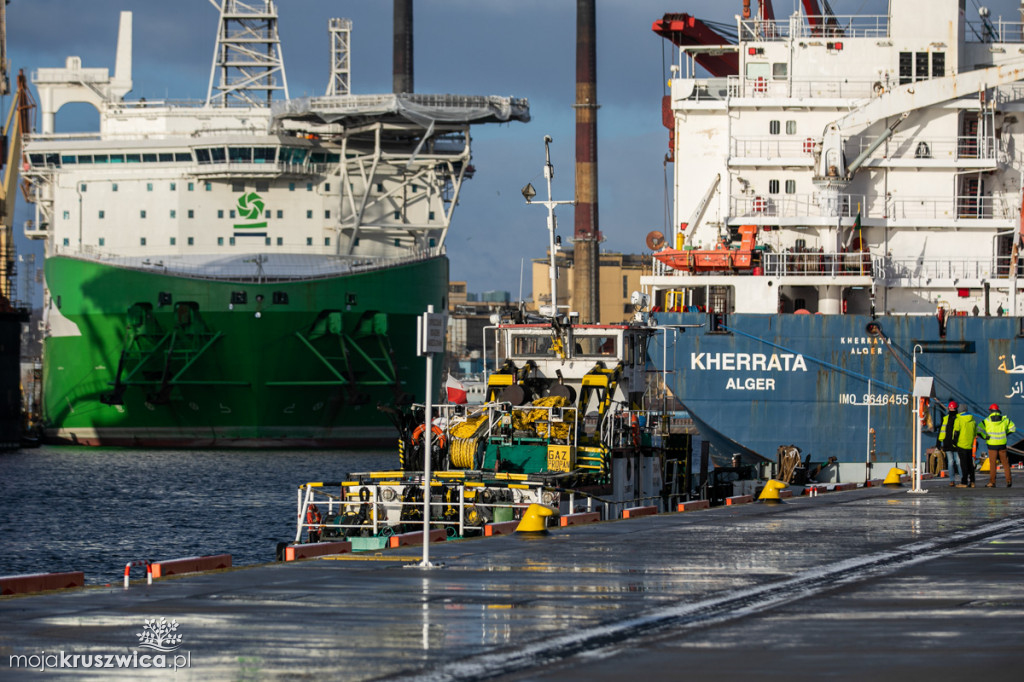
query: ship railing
[
  {"left": 738, "top": 15, "right": 888, "bottom": 42},
  {"left": 732, "top": 193, "right": 864, "bottom": 218},
  {"left": 846, "top": 135, "right": 1001, "bottom": 161},
  {"left": 880, "top": 257, "right": 999, "bottom": 284},
  {"left": 887, "top": 195, "right": 1010, "bottom": 220},
  {"left": 966, "top": 19, "right": 1024, "bottom": 43},
  {"left": 731, "top": 137, "right": 815, "bottom": 159},
  {"left": 53, "top": 247, "right": 441, "bottom": 281},
  {"left": 727, "top": 76, "right": 880, "bottom": 99},
  {"left": 762, "top": 252, "right": 874, "bottom": 277},
  {"left": 295, "top": 479, "right": 553, "bottom": 543}
]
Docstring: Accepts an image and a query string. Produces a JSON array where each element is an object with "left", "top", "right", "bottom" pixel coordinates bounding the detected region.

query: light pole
[{"left": 522, "top": 136, "right": 574, "bottom": 318}]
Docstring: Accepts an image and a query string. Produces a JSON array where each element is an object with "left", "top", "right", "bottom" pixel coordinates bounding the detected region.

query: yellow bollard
[
  {"left": 516, "top": 503, "right": 555, "bottom": 534},
  {"left": 758, "top": 479, "right": 788, "bottom": 504},
  {"left": 883, "top": 467, "right": 906, "bottom": 487}
]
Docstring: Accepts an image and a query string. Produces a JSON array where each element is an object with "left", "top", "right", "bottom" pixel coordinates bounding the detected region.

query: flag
[
  {"left": 446, "top": 374, "right": 467, "bottom": 404},
  {"left": 853, "top": 210, "right": 862, "bottom": 230}
]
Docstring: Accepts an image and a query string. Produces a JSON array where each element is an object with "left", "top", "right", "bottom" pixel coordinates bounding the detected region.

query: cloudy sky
[{"left": 5, "top": 0, "right": 1020, "bottom": 300}]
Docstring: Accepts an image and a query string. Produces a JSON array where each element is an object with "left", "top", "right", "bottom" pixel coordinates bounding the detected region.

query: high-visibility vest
[
  {"left": 937, "top": 414, "right": 956, "bottom": 446},
  {"left": 981, "top": 413, "right": 1016, "bottom": 446},
  {"left": 953, "top": 413, "right": 976, "bottom": 449}
]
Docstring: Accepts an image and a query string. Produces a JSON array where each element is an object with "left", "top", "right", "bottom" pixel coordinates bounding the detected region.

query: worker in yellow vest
[
  {"left": 978, "top": 403, "right": 1014, "bottom": 488},
  {"left": 935, "top": 401, "right": 961, "bottom": 486},
  {"left": 952, "top": 409, "right": 977, "bottom": 487}
]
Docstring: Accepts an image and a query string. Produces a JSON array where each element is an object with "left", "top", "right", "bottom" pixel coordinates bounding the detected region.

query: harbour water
[{"left": 0, "top": 446, "right": 393, "bottom": 584}]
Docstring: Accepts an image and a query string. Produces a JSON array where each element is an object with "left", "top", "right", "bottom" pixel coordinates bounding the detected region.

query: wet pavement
[{"left": 1, "top": 479, "right": 1022, "bottom": 680}]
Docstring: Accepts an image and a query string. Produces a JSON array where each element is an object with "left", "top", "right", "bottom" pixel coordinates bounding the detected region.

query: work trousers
[
  {"left": 956, "top": 447, "right": 975, "bottom": 485},
  {"left": 987, "top": 447, "right": 1012, "bottom": 486},
  {"left": 945, "top": 449, "right": 961, "bottom": 482}
]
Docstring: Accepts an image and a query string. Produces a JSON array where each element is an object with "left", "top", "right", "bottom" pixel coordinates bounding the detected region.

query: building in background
[{"left": 531, "top": 249, "right": 646, "bottom": 324}]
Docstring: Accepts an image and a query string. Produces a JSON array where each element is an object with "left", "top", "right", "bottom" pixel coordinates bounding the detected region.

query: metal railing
[
  {"left": 731, "top": 137, "right": 815, "bottom": 159},
  {"left": 762, "top": 252, "right": 874, "bottom": 277},
  {"left": 846, "top": 135, "right": 1001, "bottom": 161},
  {"left": 732, "top": 193, "right": 864, "bottom": 218},
  {"left": 888, "top": 195, "right": 1010, "bottom": 220},
  {"left": 738, "top": 15, "right": 889, "bottom": 42},
  {"left": 728, "top": 76, "right": 882, "bottom": 99},
  {"left": 966, "top": 19, "right": 1024, "bottom": 43}
]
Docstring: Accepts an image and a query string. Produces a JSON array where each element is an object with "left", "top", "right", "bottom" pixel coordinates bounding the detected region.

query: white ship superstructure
[{"left": 644, "top": 0, "right": 1024, "bottom": 319}]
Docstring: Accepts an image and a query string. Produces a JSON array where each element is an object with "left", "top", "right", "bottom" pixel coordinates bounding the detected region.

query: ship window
[
  {"left": 324, "top": 237, "right": 331, "bottom": 246},
  {"left": 140, "top": 210, "right": 147, "bottom": 219},
  {"left": 512, "top": 334, "right": 553, "bottom": 356},
  {"left": 273, "top": 291, "right": 288, "bottom": 304},
  {"left": 217, "top": 210, "right": 224, "bottom": 219},
  {"left": 915, "top": 52, "right": 928, "bottom": 82},
  {"left": 280, "top": 148, "right": 306, "bottom": 164},
  {"left": 622, "top": 275, "right": 629, "bottom": 298},
  {"left": 158, "top": 153, "right": 172, "bottom": 162},
  {"left": 306, "top": 183, "right": 313, "bottom": 192},
  {"left": 218, "top": 237, "right": 224, "bottom": 246},
  {"left": 255, "top": 181, "right": 269, "bottom": 192},
  {"left": 170, "top": 182, "right": 176, "bottom": 191},
  {"left": 140, "top": 237, "right": 147, "bottom": 246},
  {"left": 232, "top": 182, "right": 245, "bottom": 193},
  {"left": 229, "top": 148, "right": 252, "bottom": 163},
  {"left": 205, "top": 182, "right": 212, "bottom": 191},
  {"left": 253, "top": 147, "right": 275, "bottom": 163},
  {"left": 170, "top": 210, "right": 176, "bottom": 219},
  {"left": 94, "top": 155, "right": 109, "bottom": 163},
  {"left": 78, "top": 155, "right": 93, "bottom": 164},
  {"left": 143, "top": 153, "right": 157, "bottom": 163},
  {"left": 306, "top": 237, "right": 313, "bottom": 246},
  {"left": 108, "top": 154, "right": 124, "bottom": 163},
  {"left": 112, "top": 183, "right": 118, "bottom": 191},
  {"left": 769, "top": 120, "right": 780, "bottom": 135},
  {"left": 63, "top": 211, "right": 69, "bottom": 219},
  {"left": 265, "top": 210, "right": 270, "bottom": 219},
  {"left": 786, "top": 120, "right": 796, "bottom": 135},
  {"left": 795, "top": 238, "right": 806, "bottom": 249},
  {"left": 306, "top": 210, "right": 313, "bottom": 219},
  {"left": 745, "top": 62, "right": 770, "bottom": 79},
  {"left": 394, "top": 239, "right": 401, "bottom": 246},
  {"left": 229, "top": 237, "right": 235, "bottom": 246},
  {"left": 209, "top": 148, "right": 226, "bottom": 163},
  {"left": 327, "top": 153, "right": 339, "bottom": 163},
  {"left": 29, "top": 154, "right": 43, "bottom": 165},
  {"left": 170, "top": 237, "right": 176, "bottom": 246},
  {"left": 773, "top": 62, "right": 787, "bottom": 80},
  {"left": 126, "top": 154, "right": 140, "bottom": 163},
  {"left": 785, "top": 179, "right": 796, "bottom": 194},
  {"left": 429, "top": 238, "right": 436, "bottom": 247},
  {"left": 354, "top": 238, "right": 360, "bottom": 246},
  {"left": 98, "top": 210, "right": 104, "bottom": 219},
  {"left": 578, "top": 336, "right": 617, "bottom": 357},
  {"left": 325, "top": 210, "right": 331, "bottom": 219},
  {"left": 377, "top": 183, "right": 384, "bottom": 192},
  {"left": 931, "top": 52, "right": 945, "bottom": 78},
  {"left": 188, "top": 237, "right": 194, "bottom": 246},
  {"left": 394, "top": 211, "right": 401, "bottom": 219},
  {"left": 277, "top": 210, "right": 283, "bottom": 219},
  {"left": 196, "top": 149, "right": 211, "bottom": 164},
  {"left": 231, "top": 291, "right": 247, "bottom": 305},
  {"left": 229, "top": 210, "right": 236, "bottom": 219},
  {"left": 188, "top": 183, "right": 194, "bottom": 191},
  {"left": 61, "top": 155, "right": 76, "bottom": 164},
  {"left": 310, "top": 152, "right": 327, "bottom": 164},
  {"left": 188, "top": 209, "right": 194, "bottom": 218},
  {"left": 277, "top": 237, "right": 283, "bottom": 246},
  {"left": 265, "top": 237, "right": 271, "bottom": 246},
  {"left": 768, "top": 179, "right": 780, "bottom": 194},
  {"left": 147, "top": 183, "right": 153, "bottom": 191},
  {"left": 899, "top": 52, "right": 912, "bottom": 85},
  {"left": 289, "top": 182, "right": 296, "bottom": 192},
  {"left": 63, "top": 238, "right": 69, "bottom": 246},
  {"left": 98, "top": 238, "right": 104, "bottom": 246},
  {"left": 429, "top": 211, "right": 435, "bottom": 220},
  {"left": 325, "top": 183, "right": 331, "bottom": 192},
  {"left": 411, "top": 184, "right": 418, "bottom": 192},
  {"left": 175, "top": 153, "right": 191, "bottom": 162}
]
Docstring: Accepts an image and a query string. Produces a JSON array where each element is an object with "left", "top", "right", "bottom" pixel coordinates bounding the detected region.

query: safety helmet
[
  {"left": 990, "top": 403, "right": 1000, "bottom": 412},
  {"left": 948, "top": 401, "right": 958, "bottom": 411}
]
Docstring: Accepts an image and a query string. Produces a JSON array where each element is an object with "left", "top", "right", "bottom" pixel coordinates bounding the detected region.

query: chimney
[
  {"left": 573, "top": 0, "right": 600, "bottom": 323},
  {"left": 393, "top": 0, "right": 413, "bottom": 93}
]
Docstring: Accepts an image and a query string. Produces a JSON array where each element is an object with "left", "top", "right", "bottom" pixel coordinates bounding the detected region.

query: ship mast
[{"left": 205, "top": 0, "right": 289, "bottom": 107}]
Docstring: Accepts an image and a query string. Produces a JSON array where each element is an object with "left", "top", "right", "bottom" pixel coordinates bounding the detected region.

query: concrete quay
[{"left": 1, "top": 479, "right": 1021, "bottom": 680}]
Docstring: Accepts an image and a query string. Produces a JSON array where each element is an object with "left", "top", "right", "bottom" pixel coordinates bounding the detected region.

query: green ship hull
[{"left": 42, "top": 255, "right": 447, "bottom": 447}]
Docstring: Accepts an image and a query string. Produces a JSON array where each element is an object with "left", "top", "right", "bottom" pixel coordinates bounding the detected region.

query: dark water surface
[{"left": 0, "top": 446, "right": 393, "bottom": 584}]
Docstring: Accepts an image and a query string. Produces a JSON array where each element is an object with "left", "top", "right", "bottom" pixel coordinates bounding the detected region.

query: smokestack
[
  {"left": 573, "top": 0, "right": 600, "bottom": 323},
  {"left": 393, "top": 0, "right": 413, "bottom": 93}
]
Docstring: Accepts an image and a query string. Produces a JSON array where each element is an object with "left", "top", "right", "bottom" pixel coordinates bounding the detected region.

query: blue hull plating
[{"left": 650, "top": 312, "right": 1024, "bottom": 464}]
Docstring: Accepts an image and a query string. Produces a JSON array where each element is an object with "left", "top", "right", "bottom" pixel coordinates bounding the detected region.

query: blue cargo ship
[{"left": 642, "top": 1, "right": 1024, "bottom": 478}]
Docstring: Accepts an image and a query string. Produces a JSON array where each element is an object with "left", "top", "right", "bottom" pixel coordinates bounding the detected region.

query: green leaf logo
[{"left": 237, "top": 192, "right": 265, "bottom": 220}]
